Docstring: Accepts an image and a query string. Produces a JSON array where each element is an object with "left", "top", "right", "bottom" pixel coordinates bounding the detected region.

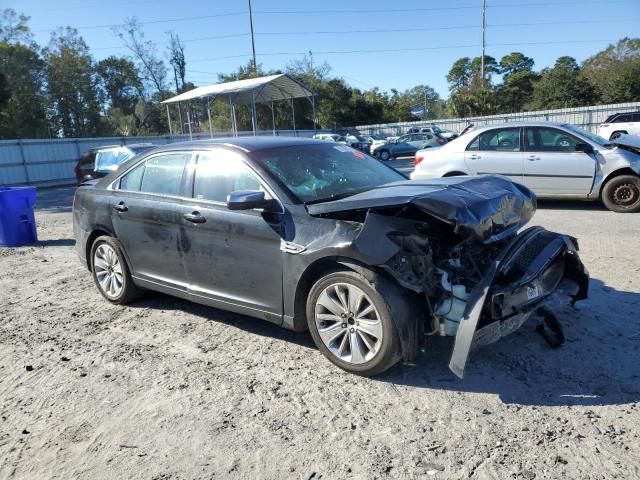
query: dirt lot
[{"left": 1, "top": 185, "right": 639, "bottom": 480}]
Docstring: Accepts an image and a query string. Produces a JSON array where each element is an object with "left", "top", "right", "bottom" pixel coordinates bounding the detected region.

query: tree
[
  {"left": 168, "top": 32, "right": 186, "bottom": 92},
  {"left": 582, "top": 38, "right": 640, "bottom": 103},
  {"left": 96, "top": 56, "right": 142, "bottom": 114},
  {"left": 0, "top": 8, "right": 32, "bottom": 44},
  {"left": 528, "top": 56, "right": 599, "bottom": 110},
  {"left": 447, "top": 57, "right": 472, "bottom": 92},
  {"left": 44, "top": 27, "right": 104, "bottom": 137},
  {"left": 115, "top": 19, "right": 168, "bottom": 98},
  {"left": 496, "top": 52, "right": 538, "bottom": 113}
]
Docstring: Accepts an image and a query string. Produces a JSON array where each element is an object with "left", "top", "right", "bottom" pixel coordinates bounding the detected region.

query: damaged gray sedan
[{"left": 73, "top": 137, "right": 589, "bottom": 378}]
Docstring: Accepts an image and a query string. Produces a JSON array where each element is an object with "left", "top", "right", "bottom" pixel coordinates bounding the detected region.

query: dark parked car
[
  {"left": 75, "top": 144, "right": 155, "bottom": 183},
  {"left": 73, "top": 137, "right": 588, "bottom": 377}
]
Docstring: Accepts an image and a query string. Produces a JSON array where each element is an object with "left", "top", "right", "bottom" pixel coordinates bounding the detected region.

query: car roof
[
  {"left": 139, "top": 136, "right": 327, "bottom": 154},
  {"left": 464, "top": 121, "right": 570, "bottom": 132}
]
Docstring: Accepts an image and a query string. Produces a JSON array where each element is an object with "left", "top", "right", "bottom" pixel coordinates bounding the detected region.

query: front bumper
[{"left": 449, "top": 227, "right": 589, "bottom": 378}]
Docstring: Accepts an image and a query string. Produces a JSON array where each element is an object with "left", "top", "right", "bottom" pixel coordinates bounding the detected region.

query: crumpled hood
[
  {"left": 612, "top": 133, "right": 640, "bottom": 153},
  {"left": 307, "top": 176, "right": 537, "bottom": 243}
]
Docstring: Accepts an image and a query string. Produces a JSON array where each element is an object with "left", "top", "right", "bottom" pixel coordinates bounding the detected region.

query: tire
[
  {"left": 306, "top": 270, "right": 402, "bottom": 376},
  {"left": 609, "top": 131, "right": 626, "bottom": 141},
  {"left": 601, "top": 175, "right": 640, "bottom": 213},
  {"left": 90, "top": 235, "right": 142, "bottom": 304},
  {"left": 379, "top": 149, "right": 391, "bottom": 161},
  {"left": 555, "top": 136, "right": 572, "bottom": 148}
]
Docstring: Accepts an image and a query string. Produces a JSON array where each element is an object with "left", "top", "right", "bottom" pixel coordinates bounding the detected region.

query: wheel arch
[
  {"left": 443, "top": 171, "right": 468, "bottom": 177},
  {"left": 292, "top": 255, "right": 424, "bottom": 364}
]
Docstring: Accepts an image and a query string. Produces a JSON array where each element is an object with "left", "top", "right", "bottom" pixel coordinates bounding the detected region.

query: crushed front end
[{"left": 310, "top": 176, "right": 589, "bottom": 377}]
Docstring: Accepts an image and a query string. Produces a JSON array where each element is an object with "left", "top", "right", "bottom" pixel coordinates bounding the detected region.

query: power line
[
  {"left": 32, "top": 0, "right": 630, "bottom": 32},
  {"left": 189, "top": 38, "right": 622, "bottom": 63},
  {"left": 85, "top": 18, "right": 639, "bottom": 53}
]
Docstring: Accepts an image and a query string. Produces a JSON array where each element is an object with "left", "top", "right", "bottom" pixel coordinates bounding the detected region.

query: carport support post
[
  {"left": 166, "top": 104, "right": 173, "bottom": 135},
  {"left": 187, "top": 109, "right": 193, "bottom": 141},
  {"left": 251, "top": 90, "right": 257, "bottom": 136},
  {"left": 290, "top": 97, "right": 296, "bottom": 136},
  {"left": 207, "top": 98, "right": 213, "bottom": 139},
  {"left": 311, "top": 94, "right": 317, "bottom": 133},
  {"left": 228, "top": 97, "right": 234, "bottom": 136},
  {"left": 271, "top": 101, "right": 276, "bottom": 136}
]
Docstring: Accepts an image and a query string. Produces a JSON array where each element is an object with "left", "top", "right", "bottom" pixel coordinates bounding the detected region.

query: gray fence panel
[
  {"left": 355, "top": 102, "right": 640, "bottom": 136},
  {"left": 0, "top": 129, "right": 318, "bottom": 187}
]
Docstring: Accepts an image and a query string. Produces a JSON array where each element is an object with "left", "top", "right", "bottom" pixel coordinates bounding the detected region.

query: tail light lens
[
  {"left": 436, "top": 137, "right": 445, "bottom": 145},
  {"left": 414, "top": 154, "right": 424, "bottom": 166}
]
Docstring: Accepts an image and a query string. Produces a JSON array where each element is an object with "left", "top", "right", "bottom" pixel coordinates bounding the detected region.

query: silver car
[{"left": 410, "top": 122, "right": 640, "bottom": 212}]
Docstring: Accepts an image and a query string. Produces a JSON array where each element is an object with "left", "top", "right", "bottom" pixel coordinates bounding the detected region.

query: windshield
[
  {"left": 563, "top": 124, "right": 610, "bottom": 147},
  {"left": 252, "top": 143, "right": 405, "bottom": 204},
  {"left": 431, "top": 126, "right": 442, "bottom": 133}
]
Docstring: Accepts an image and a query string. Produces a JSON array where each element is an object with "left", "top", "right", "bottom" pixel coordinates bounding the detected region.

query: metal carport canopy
[
  {"left": 160, "top": 74, "right": 313, "bottom": 106},
  {"left": 160, "top": 73, "right": 315, "bottom": 137}
]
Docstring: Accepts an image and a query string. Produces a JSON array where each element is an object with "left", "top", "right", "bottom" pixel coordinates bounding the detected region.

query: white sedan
[{"left": 410, "top": 121, "right": 640, "bottom": 213}]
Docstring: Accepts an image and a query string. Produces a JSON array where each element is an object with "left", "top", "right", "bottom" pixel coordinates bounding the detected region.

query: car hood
[
  {"left": 307, "top": 176, "right": 536, "bottom": 244},
  {"left": 612, "top": 133, "right": 640, "bottom": 152}
]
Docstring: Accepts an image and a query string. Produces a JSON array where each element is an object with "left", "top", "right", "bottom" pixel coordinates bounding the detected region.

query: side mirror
[
  {"left": 575, "top": 143, "right": 594, "bottom": 154},
  {"left": 227, "top": 190, "right": 268, "bottom": 210}
]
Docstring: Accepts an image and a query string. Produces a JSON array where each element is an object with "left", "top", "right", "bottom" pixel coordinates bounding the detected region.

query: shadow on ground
[
  {"left": 124, "top": 277, "right": 640, "bottom": 407},
  {"left": 537, "top": 199, "right": 607, "bottom": 211}
]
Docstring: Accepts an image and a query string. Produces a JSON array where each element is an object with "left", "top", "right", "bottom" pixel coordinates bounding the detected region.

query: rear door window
[
  {"left": 467, "top": 128, "right": 521, "bottom": 151},
  {"left": 139, "top": 153, "right": 189, "bottom": 196}
]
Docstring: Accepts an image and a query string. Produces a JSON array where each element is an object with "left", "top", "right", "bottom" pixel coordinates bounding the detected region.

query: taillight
[
  {"left": 436, "top": 138, "right": 445, "bottom": 145},
  {"left": 414, "top": 154, "right": 424, "bottom": 166}
]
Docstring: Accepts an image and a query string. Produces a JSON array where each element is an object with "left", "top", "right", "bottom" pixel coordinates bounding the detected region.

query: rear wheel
[
  {"left": 601, "top": 175, "right": 640, "bottom": 213},
  {"left": 90, "top": 236, "right": 142, "bottom": 304},
  {"left": 306, "top": 270, "right": 401, "bottom": 376}
]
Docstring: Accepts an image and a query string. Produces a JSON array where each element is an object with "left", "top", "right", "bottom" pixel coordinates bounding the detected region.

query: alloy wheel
[
  {"left": 314, "top": 282, "right": 383, "bottom": 364},
  {"left": 93, "top": 243, "right": 124, "bottom": 298}
]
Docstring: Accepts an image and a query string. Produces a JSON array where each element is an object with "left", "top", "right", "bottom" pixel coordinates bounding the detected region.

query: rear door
[
  {"left": 110, "top": 151, "right": 192, "bottom": 290},
  {"left": 181, "top": 149, "right": 284, "bottom": 316},
  {"left": 522, "top": 127, "right": 595, "bottom": 196},
  {"left": 464, "top": 127, "right": 524, "bottom": 184}
]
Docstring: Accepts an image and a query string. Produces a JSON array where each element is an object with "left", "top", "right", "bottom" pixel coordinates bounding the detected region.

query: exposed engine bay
[{"left": 307, "top": 176, "right": 589, "bottom": 377}]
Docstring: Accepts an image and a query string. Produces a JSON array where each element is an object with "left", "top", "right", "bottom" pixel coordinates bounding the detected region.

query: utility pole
[
  {"left": 481, "top": 0, "right": 486, "bottom": 81},
  {"left": 248, "top": 0, "right": 257, "bottom": 74}
]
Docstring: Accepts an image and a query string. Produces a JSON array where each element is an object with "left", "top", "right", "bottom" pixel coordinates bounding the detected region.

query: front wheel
[
  {"left": 601, "top": 175, "right": 640, "bottom": 213},
  {"left": 90, "top": 236, "right": 142, "bottom": 304},
  {"left": 306, "top": 270, "right": 401, "bottom": 376},
  {"left": 378, "top": 149, "right": 391, "bottom": 161}
]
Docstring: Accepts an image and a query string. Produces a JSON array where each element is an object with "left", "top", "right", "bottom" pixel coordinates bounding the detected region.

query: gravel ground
[{"left": 1, "top": 185, "right": 639, "bottom": 480}]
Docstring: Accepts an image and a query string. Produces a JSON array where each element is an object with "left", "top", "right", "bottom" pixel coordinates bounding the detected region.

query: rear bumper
[{"left": 449, "top": 226, "right": 589, "bottom": 378}]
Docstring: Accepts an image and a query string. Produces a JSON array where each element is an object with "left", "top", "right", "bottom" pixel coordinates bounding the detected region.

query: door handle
[
  {"left": 183, "top": 211, "right": 206, "bottom": 224},
  {"left": 527, "top": 155, "right": 541, "bottom": 161},
  {"left": 113, "top": 202, "right": 128, "bottom": 212},
  {"left": 470, "top": 154, "right": 481, "bottom": 160}
]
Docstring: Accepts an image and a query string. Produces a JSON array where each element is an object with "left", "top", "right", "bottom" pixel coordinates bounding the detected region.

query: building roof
[{"left": 161, "top": 74, "right": 314, "bottom": 106}]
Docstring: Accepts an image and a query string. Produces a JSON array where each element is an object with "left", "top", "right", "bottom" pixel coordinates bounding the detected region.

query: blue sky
[{"left": 7, "top": 0, "right": 640, "bottom": 97}]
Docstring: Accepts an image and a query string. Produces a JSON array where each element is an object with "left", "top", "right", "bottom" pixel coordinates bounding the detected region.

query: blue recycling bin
[{"left": 0, "top": 187, "right": 38, "bottom": 247}]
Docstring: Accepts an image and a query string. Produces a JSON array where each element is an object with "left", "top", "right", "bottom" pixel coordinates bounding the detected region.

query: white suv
[{"left": 598, "top": 112, "right": 640, "bottom": 140}]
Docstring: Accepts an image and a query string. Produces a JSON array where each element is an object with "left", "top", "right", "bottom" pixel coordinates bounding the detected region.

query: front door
[
  {"left": 464, "top": 127, "right": 524, "bottom": 184},
  {"left": 110, "top": 152, "right": 192, "bottom": 290},
  {"left": 522, "top": 127, "right": 595, "bottom": 196},
  {"left": 181, "top": 149, "right": 284, "bottom": 316}
]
